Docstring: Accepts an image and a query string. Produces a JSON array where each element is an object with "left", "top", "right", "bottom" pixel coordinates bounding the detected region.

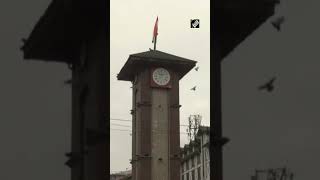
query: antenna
[{"left": 187, "top": 114, "right": 202, "bottom": 142}]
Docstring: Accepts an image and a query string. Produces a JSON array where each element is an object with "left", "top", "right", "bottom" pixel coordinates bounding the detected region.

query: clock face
[{"left": 152, "top": 68, "right": 170, "bottom": 86}]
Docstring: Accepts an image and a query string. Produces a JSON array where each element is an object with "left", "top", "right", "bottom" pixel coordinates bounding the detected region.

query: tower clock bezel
[{"left": 150, "top": 67, "right": 172, "bottom": 88}]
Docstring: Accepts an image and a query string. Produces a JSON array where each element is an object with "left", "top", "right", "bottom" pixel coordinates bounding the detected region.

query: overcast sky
[{"left": 1, "top": 0, "right": 320, "bottom": 179}]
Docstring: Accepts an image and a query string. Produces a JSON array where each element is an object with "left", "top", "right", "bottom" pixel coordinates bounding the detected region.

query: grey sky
[{"left": 110, "top": 0, "right": 210, "bottom": 173}]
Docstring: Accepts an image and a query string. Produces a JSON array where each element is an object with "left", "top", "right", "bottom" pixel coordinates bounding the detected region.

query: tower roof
[
  {"left": 21, "top": 0, "right": 106, "bottom": 63},
  {"left": 214, "top": 0, "right": 278, "bottom": 61},
  {"left": 117, "top": 50, "right": 197, "bottom": 81}
]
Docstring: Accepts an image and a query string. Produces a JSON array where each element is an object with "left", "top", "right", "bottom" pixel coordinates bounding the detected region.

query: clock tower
[{"left": 117, "top": 50, "right": 196, "bottom": 180}]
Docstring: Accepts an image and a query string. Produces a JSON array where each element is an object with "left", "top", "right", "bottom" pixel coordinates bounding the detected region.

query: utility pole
[{"left": 186, "top": 115, "right": 202, "bottom": 142}]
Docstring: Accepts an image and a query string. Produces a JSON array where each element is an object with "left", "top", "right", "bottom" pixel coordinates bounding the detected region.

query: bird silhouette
[
  {"left": 271, "top": 16, "right": 285, "bottom": 31},
  {"left": 63, "top": 79, "right": 72, "bottom": 85},
  {"left": 258, "top": 77, "right": 276, "bottom": 92},
  {"left": 21, "top": 38, "right": 27, "bottom": 43},
  {"left": 191, "top": 86, "right": 196, "bottom": 91},
  {"left": 195, "top": 67, "right": 199, "bottom": 71}
]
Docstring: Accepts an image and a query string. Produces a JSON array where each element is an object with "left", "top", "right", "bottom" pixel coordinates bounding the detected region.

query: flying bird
[
  {"left": 195, "top": 67, "right": 199, "bottom": 71},
  {"left": 20, "top": 38, "right": 28, "bottom": 50},
  {"left": 271, "top": 16, "right": 285, "bottom": 31},
  {"left": 63, "top": 79, "right": 72, "bottom": 85},
  {"left": 21, "top": 38, "right": 27, "bottom": 43},
  {"left": 258, "top": 77, "right": 276, "bottom": 92},
  {"left": 190, "top": 86, "right": 196, "bottom": 91}
]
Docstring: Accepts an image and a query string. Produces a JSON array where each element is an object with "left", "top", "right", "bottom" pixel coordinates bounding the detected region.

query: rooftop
[
  {"left": 117, "top": 50, "right": 197, "bottom": 81},
  {"left": 21, "top": 0, "right": 106, "bottom": 63},
  {"left": 181, "top": 126, "right": 210, "bottom": 152}
]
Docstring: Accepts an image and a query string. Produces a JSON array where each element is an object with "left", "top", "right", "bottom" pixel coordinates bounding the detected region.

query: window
[
  {"left": 206, "top": 150, "right": 209, "bottom": 162},
  {"left": 186, "top": 173, "right": 189, "bottom": 180},
  {"left": 191, "top": 158, "right": 194, "bottom": 167},
  {"left": 191, "top": 170, "right": 195, "bottom": 180},
  {"left": 186, "top": 160, "right": 189, "bottom": 170},
  {"left": 197, "top": 155, "right": 201, "bottom": 164},
  {"left": 197, "top": 167, "right": 201, "bottom": 180}
]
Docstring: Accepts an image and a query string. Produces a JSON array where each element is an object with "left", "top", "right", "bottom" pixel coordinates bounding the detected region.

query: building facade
[{"left": 181, "top": 126, "right": 210, "bottom": 180}]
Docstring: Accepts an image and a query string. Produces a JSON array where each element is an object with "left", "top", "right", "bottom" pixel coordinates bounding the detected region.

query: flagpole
[{"left": 154, "top": 36, "right": 157, "bottom": 51}]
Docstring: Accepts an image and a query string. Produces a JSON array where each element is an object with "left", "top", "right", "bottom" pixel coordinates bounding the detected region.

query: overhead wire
[
  {"left": 110, "top": 118, "right": 189, "bottom": 127},
  {"left": 111, "top": 123, "right": 131, "bottom": 128},
  {"left": 110, "top": 118, "right": 201, "bottom": 135},
  {"left": 110, "top": 128, "right": 188, "bottom": 135}
]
